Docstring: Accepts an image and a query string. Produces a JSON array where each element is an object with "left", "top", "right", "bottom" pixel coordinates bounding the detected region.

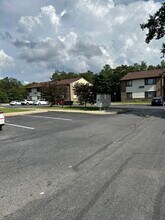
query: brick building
[
  {"left": 26, "top": 77, "right": 91, "bottom": 101},
  {"left": 121, "top": 69, "right": 165, "bottom": 101}
]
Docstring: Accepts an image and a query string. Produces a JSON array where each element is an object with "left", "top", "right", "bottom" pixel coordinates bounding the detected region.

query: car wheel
[{"left": 0, "top": 125, "right": 2, "bottom": 130}]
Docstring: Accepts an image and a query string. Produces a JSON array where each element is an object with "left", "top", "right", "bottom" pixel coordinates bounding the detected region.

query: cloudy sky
[{"left": 0, "top": 0, "right": 164, "bottom": 83}]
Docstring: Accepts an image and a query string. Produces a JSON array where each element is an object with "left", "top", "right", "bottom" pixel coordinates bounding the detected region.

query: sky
[{"left": 0, "top": 0, "right": 164, "bottom": 83}]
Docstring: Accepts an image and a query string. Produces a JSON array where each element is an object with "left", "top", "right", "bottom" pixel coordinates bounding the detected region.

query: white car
[
  {"left": 9, "top": 100, "right": 22, "bottom": 106},
  {"left": 0, "top": 110, "right": 5, "bottom": 130},
  {"left": 34, "top": 100, "right": 49, "bottom": 105},
  {"left": 21, "top": 100, "right": 34, "bottom": 105}
]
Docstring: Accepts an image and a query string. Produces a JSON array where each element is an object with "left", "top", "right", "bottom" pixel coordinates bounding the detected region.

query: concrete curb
[{"left": 4, "top": 109, "right": 118, "bottom": 117}]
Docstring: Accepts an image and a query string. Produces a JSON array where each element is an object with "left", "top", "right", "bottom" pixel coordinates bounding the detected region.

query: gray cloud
[
  {"left": 70, "top": 36, "right": 103, "bottom": 58},
  {"left": 19, "top": 39, "right": 65, "bottom": 65},
  {"left": 13, "top": 39, "right": 37, "bottom": 48},
  {"left": 0, "top": 32, "right": 12, "bottom": 40},
  {"left": 0, "top": 0, "right": 163, "bottom": 82}
]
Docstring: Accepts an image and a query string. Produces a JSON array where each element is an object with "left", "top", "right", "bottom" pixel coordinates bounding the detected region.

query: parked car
[
  {"left": 0, "top": 110, "right": 5, "bottom": 130},
  {"left": 151, "top": 97, "right": 165, "bottom": 106},
  {"left": 21, "top": 99, "right": 34, "bottom": 105},
  {"left": 51, "top": 99, "right": 64, "bottom": 106},
  {"left": 9, "top": 100, "right": 22, "bottom": 106},
  {"left": 34, "top": 100, "right": 49, "bottom": 105}
]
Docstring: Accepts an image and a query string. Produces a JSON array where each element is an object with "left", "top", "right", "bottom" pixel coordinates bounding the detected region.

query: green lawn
[
  {"left": 0, "top": 105, "right": 126, "bottom": 114},
  {"left": 112, "top": 100, "right": 151, "bottom": 105},
  {"left": 0, "top": 107, "right": 33, "bottom": 113},
  {"left": 38, "top": 105, "right": 124, "bottom": 113}
]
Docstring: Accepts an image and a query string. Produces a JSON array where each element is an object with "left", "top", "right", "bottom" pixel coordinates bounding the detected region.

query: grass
[
  {"left": 37, "top": 105, "right": 123, "bottom": 113},
  {"left": 113, "top": 100, "right": 151, "bottom": 105},
  {"left": 0, "top": 107, "right": 33, "bottom": 113},
  {"left": 0, "top": 104, "right": 126, "bottom": 114}
]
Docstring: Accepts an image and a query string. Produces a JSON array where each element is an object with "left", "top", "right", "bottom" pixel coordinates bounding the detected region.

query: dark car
[{"left": 151, "top": 97, "right": 165, "bottom": 106}]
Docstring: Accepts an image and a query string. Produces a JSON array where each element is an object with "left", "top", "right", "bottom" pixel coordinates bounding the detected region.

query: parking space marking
[
  {"left": 5, "top": 123, "right": 35, "bottom": 130},
  {"left": 22, "top": 115, "right": 73, "bottom": 121}
]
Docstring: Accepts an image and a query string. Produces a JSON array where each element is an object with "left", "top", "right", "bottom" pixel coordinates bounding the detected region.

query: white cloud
[
  {"left": 0, "top": 0, "right": 163, "bottom": 82},
  {"left": 17, "top": 5, "right": 60, "bottom": 40},
  {"left": 0, "top": 50, "right": 15, "bottom": 68}
]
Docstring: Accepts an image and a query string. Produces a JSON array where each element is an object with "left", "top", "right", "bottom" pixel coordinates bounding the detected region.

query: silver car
[{"left": 9, "top": 100, "right": 22, "bottom": 106}]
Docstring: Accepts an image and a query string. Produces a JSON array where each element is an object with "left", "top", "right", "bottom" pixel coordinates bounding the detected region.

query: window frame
[
  {"left": 145, "top": 91, "right": 156, "bottom": 98},
  {"left": 145, "top": 78, "right": 156, "bottom": 85},
  {"left": 126, "top": 80, "right": 132, "bottom": 87},
  {"left": 126, "top": 92, "right": 132, "bottom": 99}
]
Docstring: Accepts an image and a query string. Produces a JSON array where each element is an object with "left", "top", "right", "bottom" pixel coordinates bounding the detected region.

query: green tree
[
  {"left": 111, "top": 65, "right": 130, "bottom": 101},
  {"left": 141, "top": 3, "right": 165, "bottom": 56},
  {"left": 74, "top": 83, "right": 96, "bottom": 107},
  {"left": 0, "top": 77, "right": 26, "bottom": 102},
  {"left": 51, "top": 70, "right": 78, "bottom": 81},
  {"left": 41, "top": 82, "right": 68, "bottom": 105},
  {"left": 94, "top": 64, "right": 113, "bottom": 94},
  {"left": 80, "top": 70, "right": 95, "bottom": 83},
  {"left": 0, "top": 90, "right": 8, "bottom": 103}
]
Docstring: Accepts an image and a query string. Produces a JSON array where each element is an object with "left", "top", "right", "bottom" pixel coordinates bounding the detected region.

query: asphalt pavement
[{"left": 0, "top": 106, "right": 165, "bottom": 220}]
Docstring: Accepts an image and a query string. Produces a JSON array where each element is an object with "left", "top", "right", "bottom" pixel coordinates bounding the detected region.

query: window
[
  {"left": 126, "top": 80, "right": 132, "bottom": 87},
  {"left": 145, "top": 78, "right": 156, "bottom": 85},
  {"left": 145, "top": 91, "right": 156, "bottom": 98},
  {"left": 127, "top": 92, "right": 132, "bottom": 99}
]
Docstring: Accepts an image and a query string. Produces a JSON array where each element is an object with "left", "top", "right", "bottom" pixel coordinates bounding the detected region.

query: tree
[
  {"left": 94, "top": 64, "right": 113, "bottom": 94},
  {"left": 74, "top": 83, "right": 96, "bottom": 107},
  {"left": 141, "top": 3, "right": 165, "bottom": 56},
  {"left": 0, "top": 90, "right": 8, "bottom": 103},
  {"left": 80, "top": 70, "right": 95, "bottom": 83},
  {"left": 41, "top": 82, "right": 68, "bottom": 105},
  {"left": 0, "top": 77, "right": 26, "bottom": 102},
  {"left": 51, "top": 70, "right": 78, "bottom": 81},
  {"left": 111, "top": 65, "right": 130, "bottom": 101}
]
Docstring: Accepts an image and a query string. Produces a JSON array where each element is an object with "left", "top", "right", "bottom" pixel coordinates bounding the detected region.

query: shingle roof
[
  {"left": 26, "top": 78, "right": 83, "bottom": 88},
  {"left": 56, "top": 77, "right": 82, "bottom": 85},
  {"left": 26, "top": 82, "right": 49, "bottom": 88},
  {"left": 121, "top": 69, "right": 165, "bottom": 81}
]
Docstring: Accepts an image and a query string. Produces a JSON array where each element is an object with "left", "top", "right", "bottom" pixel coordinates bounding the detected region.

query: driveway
[{"left": 0, "top": 108, "right": 165, "bottom": 220}]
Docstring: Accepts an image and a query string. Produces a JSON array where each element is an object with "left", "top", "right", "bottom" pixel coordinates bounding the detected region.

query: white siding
[
  {"left": 28, "top": 88, "right": 41, "bottom": 101},
  {"left": 126, "top": 79, "right": 156, "bottom": 98}
]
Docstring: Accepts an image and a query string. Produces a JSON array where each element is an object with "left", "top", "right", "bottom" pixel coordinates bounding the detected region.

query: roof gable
[
  {"left": 26, "top": 77, "right": 87, "bottom": 88},
  {"left": 121, "top": 69, "right": 165, "bottom": 81},
  {"left": 56, "top": 77, "right": 82, "bottom": 85}
]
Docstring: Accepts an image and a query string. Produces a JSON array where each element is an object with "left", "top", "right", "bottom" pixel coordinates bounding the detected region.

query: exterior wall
[
  {"left": 121, "top": 77, "right": 163, "bottom": 101},
  {"left": 126, "top": 79, "right": 156, "bottom": 99},
  {"left": 27, "top": 88, "right": 41, "bottom": 101},
  {"left": 156, "top": 77, "right": 162, "bottom": 97},
  {"left": 121, "top": 81, "right": 126, "bottom": 102},
  {"left": 71, "top": 78, "right": 91, "bottom": 101},
  {"left": 26, "top": 78, "right": 91, "bottom": 102}
]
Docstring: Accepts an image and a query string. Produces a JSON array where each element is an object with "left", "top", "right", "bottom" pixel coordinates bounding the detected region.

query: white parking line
[
  {"left": 5, "top": 123, "right": 35, "bottom": 130},
  {"left": 22, "top": 115, "right": 73, "bottom": 121}
]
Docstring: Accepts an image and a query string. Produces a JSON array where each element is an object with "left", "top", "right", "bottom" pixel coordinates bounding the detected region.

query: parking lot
[{"left": 0, "top": 108, "right": 165, "bottom": 219}]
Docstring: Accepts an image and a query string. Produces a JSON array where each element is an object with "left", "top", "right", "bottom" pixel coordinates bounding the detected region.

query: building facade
[
  {"left": 121, "top": 69, "right": 165, "bottom": 101},
  {"left": 26, "top": 78, "right": 91, "bottom": 101}
]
